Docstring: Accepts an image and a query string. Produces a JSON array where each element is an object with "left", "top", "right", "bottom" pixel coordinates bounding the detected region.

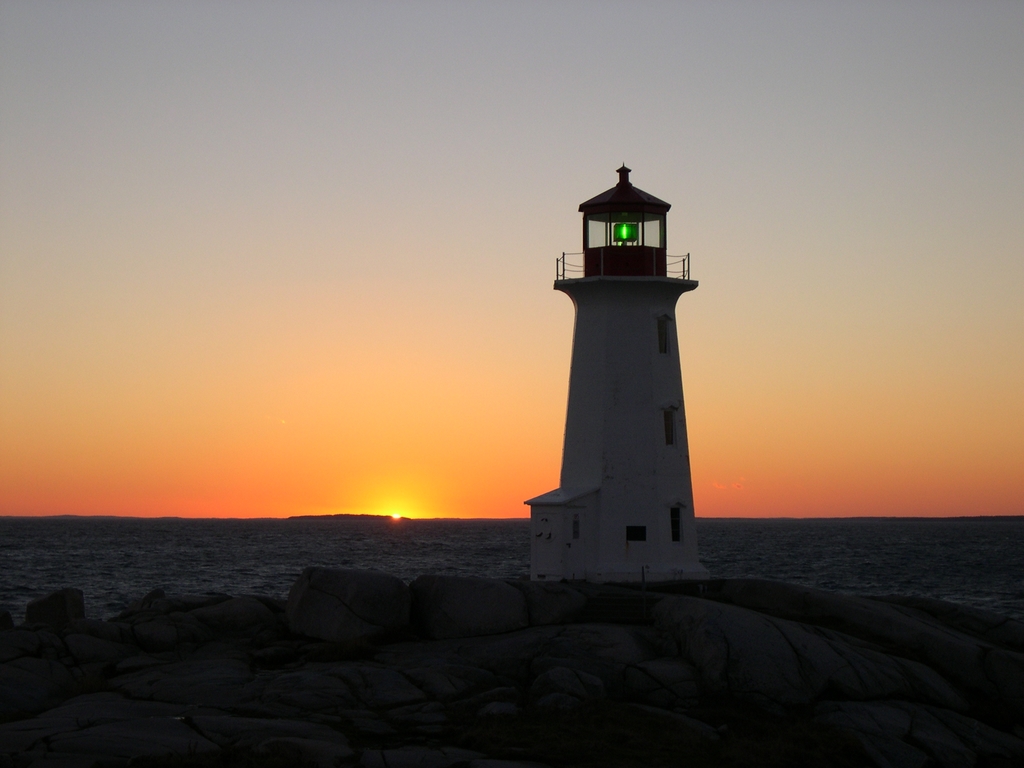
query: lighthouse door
[
  {"left": 564, "top": 508, "right": 586, "bottom": 581},
  {"left": 530, "top": 507, "right": 565, "bottom": 580}
]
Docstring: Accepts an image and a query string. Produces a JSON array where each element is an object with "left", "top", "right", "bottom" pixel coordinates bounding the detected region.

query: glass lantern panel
[
  {"left": 586, "top": 215, "right": 609, "bottom": 248},
  {"left": 643, "top": 214, "right": 664, "bottom": 248}
]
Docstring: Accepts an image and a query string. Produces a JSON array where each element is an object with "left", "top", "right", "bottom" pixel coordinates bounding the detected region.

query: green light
[{"left": 613, "top": 221, "right": 638, "bottom": 243}]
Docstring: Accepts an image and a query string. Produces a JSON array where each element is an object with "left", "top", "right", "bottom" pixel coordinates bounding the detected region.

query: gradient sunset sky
[{"left": 1, "top": 2, "right": 1022, "bottom": 519}]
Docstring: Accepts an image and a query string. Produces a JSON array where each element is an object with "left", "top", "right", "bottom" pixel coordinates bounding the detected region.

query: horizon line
[{"left": 1, "top": 513, "right": 1022, "bottom": 522}]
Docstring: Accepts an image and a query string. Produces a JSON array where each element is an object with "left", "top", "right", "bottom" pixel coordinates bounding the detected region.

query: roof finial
[{"left": 617, "top": 164, "right": 631, "bottom": 185}]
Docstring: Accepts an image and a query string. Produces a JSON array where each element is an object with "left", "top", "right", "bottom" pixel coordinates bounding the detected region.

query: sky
[{"left": 1, "top": 1, "right": 1022, "bottom": 520}]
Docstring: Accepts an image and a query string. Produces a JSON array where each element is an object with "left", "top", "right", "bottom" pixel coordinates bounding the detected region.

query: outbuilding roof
[{"left": 524, "top": 487, "right": 599, "bottom": 506}]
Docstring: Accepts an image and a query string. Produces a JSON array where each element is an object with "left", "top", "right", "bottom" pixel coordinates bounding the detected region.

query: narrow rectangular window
[
  {"left": 670, "top": 507, "right": 681, "bottom": 542},
  {"left": 663, "top": 409, "right": 676, "bottom": 446},
  {"left": 572, "top": 513, "right": 580, "bottom": 540},
  {"left": 626, "top": 525, "right": 647, "bottom": 542},
  {"left": 657, "top": 317, "right": 669, "bottom": 354}
]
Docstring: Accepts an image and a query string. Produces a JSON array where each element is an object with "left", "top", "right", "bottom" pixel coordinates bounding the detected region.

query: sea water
[{"left": 1, "top": 516, "right": 1021, "bottom": 620}]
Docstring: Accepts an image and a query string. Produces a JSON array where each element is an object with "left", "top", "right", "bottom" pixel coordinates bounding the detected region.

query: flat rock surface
[
  {"left": 191, "top": 714, "right": 351, "bottom": 747},
  {"left": 190, "top": 596, "right": 279, "bottom": 634},
  {"left": 411, "top": 576, "right": 529, "bottom": 640},
  {"left": 47, "top": 717, "right": 220, "bottom": 758},
  {"left": 654, "top": 594, "right": 967, "bottom": 711},
  {"left": 507, "top": 582, "right": 586, "bottom": 626},
  {"left": 0, "top": 657, "right": 77, "bottom": 717},
  {"left": 715, "top": 578, "right": 1023, "bottom": 712},
  {"left": 113, "top": 658, "right": 261, "bottom": 708},
  {"left": 873, "top": 594, "right": 1024, "bottom": 652},
  {"left": 288, "top": 568, "right": 411, "bottom": 644}
]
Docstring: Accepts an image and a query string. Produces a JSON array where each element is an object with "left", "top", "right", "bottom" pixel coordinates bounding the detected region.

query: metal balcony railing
[
  {"left": 556, "top": 252, "right": 691, "bottom": 280},
  {"left": 666, "top": 253, "right": 691, "bottom": 279},
  {"left": 556, "top": 252, "right": 586, "bottom": 280}
]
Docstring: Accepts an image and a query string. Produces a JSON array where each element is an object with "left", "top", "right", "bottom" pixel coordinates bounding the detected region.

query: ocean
[{"left": 1, "top": 516, "right": 1022, "bottom": 621}]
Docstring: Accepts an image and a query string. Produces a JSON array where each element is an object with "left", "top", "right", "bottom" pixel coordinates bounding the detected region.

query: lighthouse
[{"left": 526, "top": 166, "right": 708, "bottom": 583}]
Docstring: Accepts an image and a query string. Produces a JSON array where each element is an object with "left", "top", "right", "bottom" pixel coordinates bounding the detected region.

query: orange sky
[{"left": 1, "top": 3, "right": 1022, "bottom": 519}]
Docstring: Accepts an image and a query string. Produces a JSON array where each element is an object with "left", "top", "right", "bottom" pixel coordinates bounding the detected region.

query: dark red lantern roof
[{"left": 578, "top": 166, "right": 671, "bottom": 215}]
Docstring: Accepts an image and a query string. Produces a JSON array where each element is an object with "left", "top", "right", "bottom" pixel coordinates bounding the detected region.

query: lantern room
[{"left": 579, "top": 165, "right": 671, "bottom": 277}]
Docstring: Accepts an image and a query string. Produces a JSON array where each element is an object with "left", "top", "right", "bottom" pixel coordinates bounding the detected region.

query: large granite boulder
[
  {"left": 47, "top": 717, "right": 220, "bottom": 759},
  {"left": 259, "top": 666, "right": 359, "bottom": 712},
  {"left": 507, "top": 581, "right": 586, "bottom": 626},
  {"left": 191, "top": 596, "right": 278, "bottom": 634},
  {"left": 529, "top": 665, "right": 605, "bottom": 710},
  {"left": 24, "top": 588, "right": 84, "bottom": 631},
  {"left": 0, "top": 629, "right": 40, "bottom": 663},
  {"left": 112, "top": 658, "right": 260, "bottom": 710},
  {"left": 66, "top": 617, "right": 135, "bottom": 645},
  {"left": 717, "top": 579, "right": 1024, "bottom": 716},
  {"left": 401, "top": 662, "right": 501, "bottom": 702},
  {"left": 532, "top": 666, "right": 605, "bottom": 699},
  {"left": 288, "top": 568, "right": 411, "bottom": 644},
  {"left": 118, "top": 587, "right": 167, "bottom": 617},
  {"left": 411, "top": 576, "right": 528, "bottom": 640},
  {"left": 254, "top": 736, "right": 354, "bottom": 768},
  {"left": 190, "top": 714, "right": 353, "bottom": 751},
  {"left": 622, "top": 657, "right": 700, "bottom": 709},
  {"left": 654, "top": 595, "right": 966, "bottom": 712},
  {"left": 814, "top": 699, "right": 1024, "bottom": 768},
  {"left": 874, "top": 594, "right": 1024, "bottom": 652},
  {"left": 0, "top": 656, "right": 77, "bottom": 716},
  {"left": 63, "top": 633, "right": 136, "bottom": 664},
  {"left": 130, "top": 613, "right": 216, "bottom": 652}
]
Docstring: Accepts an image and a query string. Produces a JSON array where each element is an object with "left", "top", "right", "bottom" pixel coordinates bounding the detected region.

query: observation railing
[
  {"left": 556, "top": 252, "right": 691, "bottom": 280},
  {"left": 556, "top": 252, "right": 586, "bottom": 280}
]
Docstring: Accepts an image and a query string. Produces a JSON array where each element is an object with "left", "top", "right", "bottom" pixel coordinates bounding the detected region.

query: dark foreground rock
[
  {"left": 288, "top": 568, "right": 411, "bottom": 644},
  {"left": 411, "top": 576, "right": 529, "bottom": 640},
  {"left": 506, "top": 582, "right": 586, "bottom": 627},
  {"left": 714, "top": 578, "right": 1024, "bottom": 718},
  {"left": 654, "top": 595, "right": 967, "bottom": 712},
  {"left": 24, "top": 589, "right": 84, "bottom": 632},
  {"left": 1, "top": 577, "right": 1023, "bottom": 768}
]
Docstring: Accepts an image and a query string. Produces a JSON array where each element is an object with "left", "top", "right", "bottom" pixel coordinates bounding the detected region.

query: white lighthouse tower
[{"left": 526, "top": 166, "right": 708, "bottom": 583}]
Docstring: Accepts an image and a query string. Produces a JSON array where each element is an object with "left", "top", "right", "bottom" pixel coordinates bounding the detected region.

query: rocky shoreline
[{"left": 2, "top": 571, "right": 1024, "bottom": 768}]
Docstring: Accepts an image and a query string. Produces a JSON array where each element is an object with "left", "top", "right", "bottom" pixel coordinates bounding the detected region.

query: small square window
[{"left": 626, "top": 525, "right": 647, "bottom": 542}]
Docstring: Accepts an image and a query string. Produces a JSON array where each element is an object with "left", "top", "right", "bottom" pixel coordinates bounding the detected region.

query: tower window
[
  {"left": 670, "top": 507, "right": 681, "bottom": 542},
  {"left": 657, "top": 317, "right": 670, "bottom": 354},
  {"left": 626, "top": 525, "right": 647, "bottom": 541},
  {"left": 663, "top": 409, "right": 676, "bottom": 446},
  {"left": 572, "top": 513, "right": 580, "bottom": 540}
]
